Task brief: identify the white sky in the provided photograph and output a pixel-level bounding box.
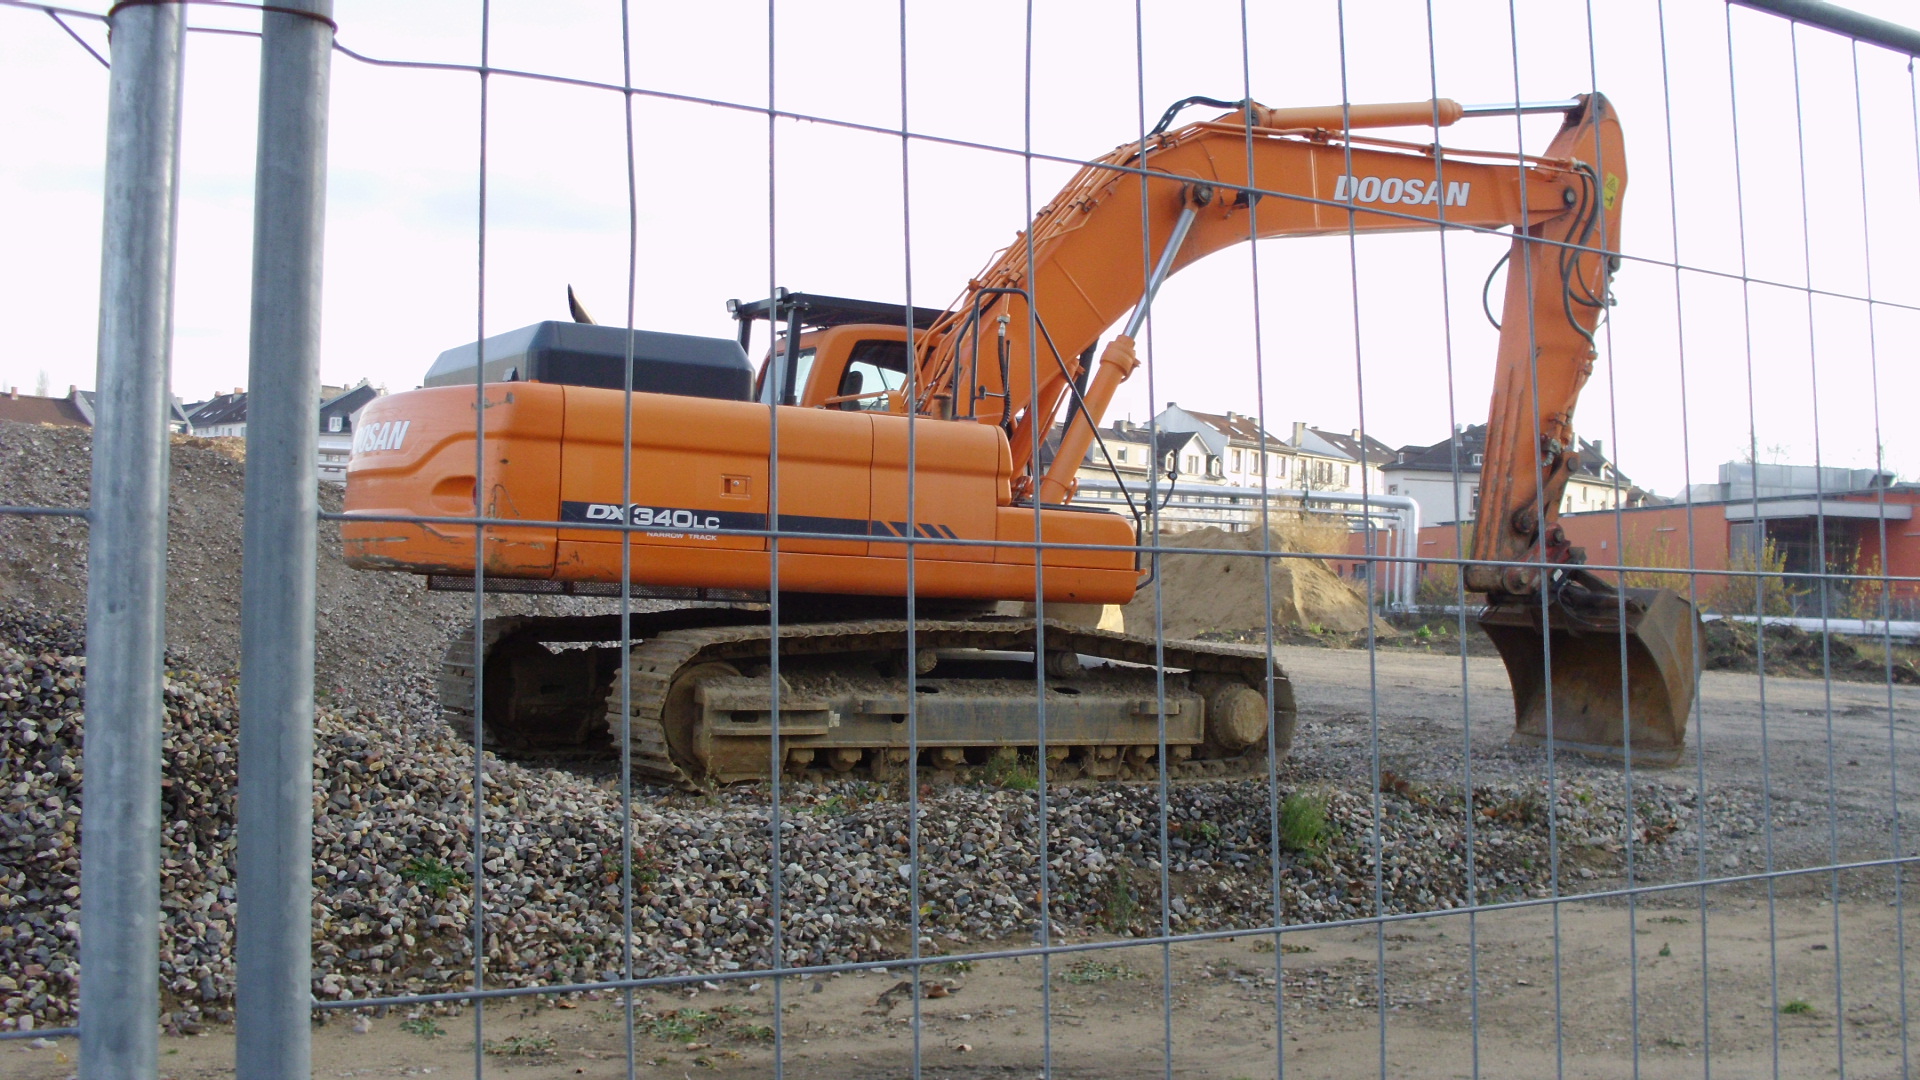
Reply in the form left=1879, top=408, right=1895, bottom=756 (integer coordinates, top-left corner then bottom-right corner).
left=3, top=0, right=1917, bottom=497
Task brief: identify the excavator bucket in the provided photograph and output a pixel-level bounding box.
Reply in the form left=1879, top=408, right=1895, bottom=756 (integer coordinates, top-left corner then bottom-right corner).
left=1478, top=585, right=1702, bottom=766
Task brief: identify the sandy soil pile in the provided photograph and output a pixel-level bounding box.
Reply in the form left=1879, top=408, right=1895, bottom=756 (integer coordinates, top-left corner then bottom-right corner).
left=1125, top=527, right=1373, bottom=640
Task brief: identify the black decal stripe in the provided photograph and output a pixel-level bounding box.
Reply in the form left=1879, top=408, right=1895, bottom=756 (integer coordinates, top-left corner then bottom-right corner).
left=560, top=502, right=962, bottom=543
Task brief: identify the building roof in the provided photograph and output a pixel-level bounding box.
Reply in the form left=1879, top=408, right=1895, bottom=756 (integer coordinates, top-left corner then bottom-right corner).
left=1385, top=423, right=1631, bottom=485
left=0, top=390, right=88, bottom=427
left=189, top=391, right=248, bottom=428
left=1168, top=406, right=1282, bottom=446
left=1308, top=426, right=1396, bottom=467
left=319, top=384, right=380, bottom=431
left=65, top=390, right=192, bottom=429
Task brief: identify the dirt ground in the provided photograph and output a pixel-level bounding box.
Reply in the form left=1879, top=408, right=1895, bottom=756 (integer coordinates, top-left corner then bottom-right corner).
left=7, top=648, right=1916, bottom=1080
left=4, top=897, right=1910, bottom=1079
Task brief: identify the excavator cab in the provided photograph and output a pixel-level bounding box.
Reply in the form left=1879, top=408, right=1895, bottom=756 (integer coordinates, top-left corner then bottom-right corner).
left=730, top=290, right=942, bottom=411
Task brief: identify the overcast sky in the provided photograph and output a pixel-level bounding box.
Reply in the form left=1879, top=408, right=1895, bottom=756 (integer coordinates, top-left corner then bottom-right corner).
left=3, top=0, right=1917, bottom=497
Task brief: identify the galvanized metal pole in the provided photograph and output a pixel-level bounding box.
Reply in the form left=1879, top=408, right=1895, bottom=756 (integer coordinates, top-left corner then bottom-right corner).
left=235, top=1, right=333, bottom=1076
left=78, top=4, right=185, bottom=1076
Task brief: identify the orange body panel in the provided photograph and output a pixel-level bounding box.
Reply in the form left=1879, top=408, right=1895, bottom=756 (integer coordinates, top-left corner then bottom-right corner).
left=343, top=384, right=562, bottom=578
left=345, top=93, right=1624, bottom=615
left=342, top=384, right=1137, bottom=604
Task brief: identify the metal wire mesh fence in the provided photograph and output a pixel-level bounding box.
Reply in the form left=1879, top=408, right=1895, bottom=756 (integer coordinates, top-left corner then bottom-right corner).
left=2, top=0, right=1919, bottom=1077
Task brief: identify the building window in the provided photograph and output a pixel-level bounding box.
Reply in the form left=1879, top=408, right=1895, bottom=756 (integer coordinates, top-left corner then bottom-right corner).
left=1115, top=447, right=1127, bottom=462
left=1388, top=484, right=1399, bottom=495
left=1471, top=452, right=1484, bottom=467
left=328, top=415, right=343, bottom=432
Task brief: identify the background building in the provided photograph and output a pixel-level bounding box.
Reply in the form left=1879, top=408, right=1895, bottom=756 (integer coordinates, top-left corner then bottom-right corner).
left=183, top=380, right=385, bottom=482
left=1382, top=423, right=1652, bottom=527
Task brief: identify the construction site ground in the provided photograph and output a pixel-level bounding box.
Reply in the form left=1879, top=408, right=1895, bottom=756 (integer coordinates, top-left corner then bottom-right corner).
left=4, top=424, right=1918, bottom=1078
left=9, top=649, right=1917, bottom=1080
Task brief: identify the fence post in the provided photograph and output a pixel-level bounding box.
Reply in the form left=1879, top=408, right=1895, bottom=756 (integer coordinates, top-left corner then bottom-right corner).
left=235, top=1, right=334, bottom=1076
left=78, top=4, right=185, bottom=1075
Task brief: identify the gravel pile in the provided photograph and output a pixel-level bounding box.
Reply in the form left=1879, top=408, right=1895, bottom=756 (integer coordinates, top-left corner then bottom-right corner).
left=0, top=421, right=610, bottom=725
left=1, top=603, right=1711, bottom=1034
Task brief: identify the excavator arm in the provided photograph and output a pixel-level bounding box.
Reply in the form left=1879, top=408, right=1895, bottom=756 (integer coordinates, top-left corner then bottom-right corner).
left=907, top=96, right=1621, bottom=509
left=905, top=91, right=1694, bottom=763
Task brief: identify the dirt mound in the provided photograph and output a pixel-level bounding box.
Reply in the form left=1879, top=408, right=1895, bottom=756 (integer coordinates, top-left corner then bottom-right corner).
left=0, top=422, right=604, bottom=713
left=1124, top=527, right=1374, bottom=640
left=1702, top=617, right=1920, bottom=684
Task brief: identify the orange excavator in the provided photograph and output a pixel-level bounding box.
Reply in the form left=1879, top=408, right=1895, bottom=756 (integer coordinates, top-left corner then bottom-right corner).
left=343, top=92, right=1700, bottom=785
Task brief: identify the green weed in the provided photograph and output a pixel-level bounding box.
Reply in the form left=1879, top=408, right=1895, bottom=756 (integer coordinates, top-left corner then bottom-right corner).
left=399, top=1016, right=445, bottom=1039
left=1278, top=792, right=1332, bottom=854
left=401, top=855, right=467, bottom=899
left=483, top=1034, right=555, bottom=1056
left=1782, top=999, right=1814, bottom=1015
left=977, top=747, right=1039, bottom=791
left=646, top=1008, right=721, bottom=1042
left=1059, top=959, right=1137, bottom=984
left=1099, top=874, right=1138, bottom=933
left=1179, top=820, right=1221, bottom=844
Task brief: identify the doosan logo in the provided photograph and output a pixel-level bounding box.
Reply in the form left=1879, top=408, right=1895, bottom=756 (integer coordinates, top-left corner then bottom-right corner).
left=1333, top=174, right=1471, bottom=207
left=353, top=420, right=410, bottom=454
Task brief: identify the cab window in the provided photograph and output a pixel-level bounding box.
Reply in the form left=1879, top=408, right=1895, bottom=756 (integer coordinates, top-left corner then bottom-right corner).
left=756, top=345, right=815, bottom=405
left=831, top=339, right=909, bottom=411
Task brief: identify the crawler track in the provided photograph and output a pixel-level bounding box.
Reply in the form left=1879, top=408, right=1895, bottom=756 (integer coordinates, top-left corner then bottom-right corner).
left=442, top=609, right=1295, bottom=788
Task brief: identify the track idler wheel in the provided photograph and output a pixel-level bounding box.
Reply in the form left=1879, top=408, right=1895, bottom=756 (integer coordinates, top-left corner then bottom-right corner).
left=659, top=662, right=740, bottom=777
left=1193, top=675, right=1295, bottom=761
left=1479, top=581, right=1702, bottom=766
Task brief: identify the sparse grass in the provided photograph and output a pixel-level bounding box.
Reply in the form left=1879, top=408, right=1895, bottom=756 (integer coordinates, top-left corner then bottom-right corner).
left=645, top=1008, right=722, bottom=1043
left=1278, top=791, right=1332, bottom=854
left=399, top=1016, right=445, bottom=1039
left=1781, top=999, right=1814, bottom=1015
left=1652, top=915, right=1689, bottom=924
left=484, top=1034, right=555, bottom=1057
left=1178, top=819, right=1221, bottom=844
left=1658, top=943, right=1671, bottom=957
left=939, top=960, right=974, bottom=974
left=977, top=747, right=1040, bottom=791
left=400, top=855, right=467, bottom=899
left=1099, top=874, right=1138, bottom=933
left=1059, top=959, right=1138, bottom=984
left=730, top=1023, right=774, bottom=1042
left=1477, top=790, right=1544, bottom=826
